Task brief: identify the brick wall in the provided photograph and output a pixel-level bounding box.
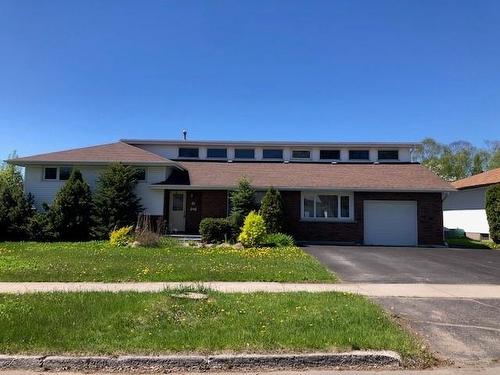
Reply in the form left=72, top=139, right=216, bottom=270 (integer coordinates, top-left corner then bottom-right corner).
left=175, top=189, right=444, bottom=245
left=282, top=191, right=444, bottom=245
left=185, top=190, right=228, bottom=234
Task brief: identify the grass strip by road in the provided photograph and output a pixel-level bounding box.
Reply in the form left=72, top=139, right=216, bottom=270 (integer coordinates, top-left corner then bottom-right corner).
left=0, top=290, right=431, bottom=366
left=447, top=237, right=499, bottom=250
left=0, top=241, right=335, bottom=282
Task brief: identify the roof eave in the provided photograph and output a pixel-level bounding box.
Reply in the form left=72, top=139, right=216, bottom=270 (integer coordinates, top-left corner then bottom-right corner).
left=149, top=184, right=454, bottom=192
left=454, top=183, right=497, bottom=190
left=123, top=139, right=421, bottom=148
left=6, top=159, right=184, bottom=170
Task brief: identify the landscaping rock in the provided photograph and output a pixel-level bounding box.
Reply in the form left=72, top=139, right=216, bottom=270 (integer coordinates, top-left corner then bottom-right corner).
left=129, top=241, right=141, bottom=248
left=233, top=242, right=244, bottom=250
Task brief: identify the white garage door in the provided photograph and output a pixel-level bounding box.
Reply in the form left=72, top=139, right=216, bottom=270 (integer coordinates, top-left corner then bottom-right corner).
left=364, top=200, right=418, bottom=246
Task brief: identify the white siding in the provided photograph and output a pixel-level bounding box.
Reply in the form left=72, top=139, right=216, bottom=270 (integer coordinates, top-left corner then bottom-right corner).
left=25, top=165, right=167, bottom=215
left=443, top=187, right=486, bottom=210
left=443, top=209, right=489, bottom=234
left=133, top=144, right=413, bottom=162
left=443, top=187, right=489, bottom=234
left=135, top=166, right=167, bottom=215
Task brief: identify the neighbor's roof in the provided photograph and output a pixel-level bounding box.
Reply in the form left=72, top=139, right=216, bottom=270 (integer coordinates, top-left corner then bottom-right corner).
left=153, top=161, right=454, bottom=192
left=452, top=168, right=500, bottom=190
left=7, top=142, right=177, bottom=166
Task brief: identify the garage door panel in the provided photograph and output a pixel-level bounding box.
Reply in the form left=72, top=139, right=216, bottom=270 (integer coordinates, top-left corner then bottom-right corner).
left=364, top=200, right=417, bottom=246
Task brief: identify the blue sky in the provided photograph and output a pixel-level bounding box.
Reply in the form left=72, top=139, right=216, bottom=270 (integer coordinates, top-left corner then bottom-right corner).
left=1, top=0, right=499, bottom=158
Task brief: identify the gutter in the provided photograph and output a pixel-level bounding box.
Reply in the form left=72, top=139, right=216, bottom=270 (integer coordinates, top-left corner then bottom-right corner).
left=149, top=184, right=456, bottom=193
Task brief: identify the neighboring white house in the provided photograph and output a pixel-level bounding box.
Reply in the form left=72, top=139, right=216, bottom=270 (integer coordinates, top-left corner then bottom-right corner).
left=443, top=167, right=500, bottom=240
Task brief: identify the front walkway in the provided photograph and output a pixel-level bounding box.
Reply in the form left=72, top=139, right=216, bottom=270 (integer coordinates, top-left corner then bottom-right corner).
left=1, top=281, right=500, bottom=298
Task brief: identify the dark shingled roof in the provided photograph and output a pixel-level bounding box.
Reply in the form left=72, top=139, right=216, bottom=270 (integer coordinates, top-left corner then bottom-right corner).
left=7, top=142, right=176, bottom=166
left=153, top=161, right=455, bottom=192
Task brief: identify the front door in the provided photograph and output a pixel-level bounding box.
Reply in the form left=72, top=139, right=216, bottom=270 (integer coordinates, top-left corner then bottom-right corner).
left=169, top=191, right=186, bottom=233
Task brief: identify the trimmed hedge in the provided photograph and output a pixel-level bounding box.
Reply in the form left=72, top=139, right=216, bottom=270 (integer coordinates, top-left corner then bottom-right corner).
left=263, top=232, right=295, bottom=247
left=199, top=218, right=234, bottom=244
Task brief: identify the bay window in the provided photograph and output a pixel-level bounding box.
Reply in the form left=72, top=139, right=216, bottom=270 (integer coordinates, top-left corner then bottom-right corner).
left=301, top=192, right=353, bottom=221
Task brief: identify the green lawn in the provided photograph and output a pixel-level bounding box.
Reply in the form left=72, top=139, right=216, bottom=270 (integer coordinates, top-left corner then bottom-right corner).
left=0, top=241, right=335, bottom=282
left=0, top=290, right=431, bottom=366
left=447, top=237, right=498, bottom=250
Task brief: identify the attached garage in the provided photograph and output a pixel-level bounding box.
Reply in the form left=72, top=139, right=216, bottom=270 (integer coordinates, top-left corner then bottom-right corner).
left=364, top=200, right=418, bottom=246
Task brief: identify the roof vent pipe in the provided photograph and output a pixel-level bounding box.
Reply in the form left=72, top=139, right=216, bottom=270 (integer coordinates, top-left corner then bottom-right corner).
left=182, top=129, right=187, bottom=141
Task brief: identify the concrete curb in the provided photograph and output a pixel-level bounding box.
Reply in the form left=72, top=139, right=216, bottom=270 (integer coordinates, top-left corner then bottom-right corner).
left=0, top=351, right=401, bottom=371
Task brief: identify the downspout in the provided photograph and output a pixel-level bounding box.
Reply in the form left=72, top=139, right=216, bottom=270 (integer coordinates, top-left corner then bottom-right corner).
left=442, top=191, right=451, bottom=246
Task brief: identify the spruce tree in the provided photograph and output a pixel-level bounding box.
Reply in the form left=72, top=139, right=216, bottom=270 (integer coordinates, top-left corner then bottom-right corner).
left=47, top=169, right=93, bottom=240
left=0, top=155, right=34, bottom=240
left=93, top=163, right=142, bottom=238
left=229, top=178, right=256, bottom=228
left=259, top=187, right=284, bottom=233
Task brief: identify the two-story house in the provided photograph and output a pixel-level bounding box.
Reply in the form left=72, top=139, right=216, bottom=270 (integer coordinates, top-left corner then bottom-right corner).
left=8, top=139, right=454, bottom=246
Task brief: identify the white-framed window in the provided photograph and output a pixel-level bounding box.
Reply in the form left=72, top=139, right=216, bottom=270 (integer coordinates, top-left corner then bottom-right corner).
left=43, top=166, right=73, bottom=181
left=301, top=191, right=353, bottom=221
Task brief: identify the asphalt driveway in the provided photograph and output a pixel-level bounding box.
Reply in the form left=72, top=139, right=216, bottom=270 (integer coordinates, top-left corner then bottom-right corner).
left=302, top=245, right=500, bottom=284
left=302, top=245, right=500, bottom=365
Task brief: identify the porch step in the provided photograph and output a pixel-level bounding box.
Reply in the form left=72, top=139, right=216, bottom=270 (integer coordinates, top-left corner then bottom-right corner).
left=166, top=234, right=202, bottom=242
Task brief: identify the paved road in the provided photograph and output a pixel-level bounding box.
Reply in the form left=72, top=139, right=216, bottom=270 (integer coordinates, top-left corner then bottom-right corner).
left=302, top=245, right=500, bottom=284
left=303, top=245, right=500, bottom=365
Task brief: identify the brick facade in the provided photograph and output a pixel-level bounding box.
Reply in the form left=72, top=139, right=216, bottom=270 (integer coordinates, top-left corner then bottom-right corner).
left=185, top=190, right=228, bottom=234
left=168, top=189, right=444, bottom=245
left=281, top=191, right=444, bottom=245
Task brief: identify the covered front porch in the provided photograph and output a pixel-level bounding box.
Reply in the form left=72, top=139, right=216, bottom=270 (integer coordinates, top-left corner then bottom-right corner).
left=161, top=189, right=229, bottom=234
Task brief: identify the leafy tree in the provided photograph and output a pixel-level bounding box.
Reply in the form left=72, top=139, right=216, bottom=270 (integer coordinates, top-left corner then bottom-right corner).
left=416, top=138, right=498, bottom=181
left=229, top=178, right=256, bottom=228
left=0, top=152, right=34, bottom=240
left=485, top=184, right=500, bottom=244
left=486, top=141, right=500, bottom=170
left=259, top=187, right=285, bottom=233
left=472, top=150, right=490, bottom=175
left=46, top=169, right=93, bottom=240
left=92, top=163, right=142, bottom=238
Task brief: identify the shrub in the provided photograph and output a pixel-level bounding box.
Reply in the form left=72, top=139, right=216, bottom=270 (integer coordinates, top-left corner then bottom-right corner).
left=0, top=153, right=35, bottom=240
left=263, top=232, right=295, bottom=247
left=93, top=163, right=143, bottom=238
left=238, top=211, right=266, bottom=248
left=26, top=212, right=56, bottom=241
left=259, top=187, right=285, bottom=233
left=199, top=218, right=234, bottom=244
left=229, top=178, right=257, bottom=228
left=135, top=214, right=162, bottom=247
left=110, top=226, right=134, bottom=247
left=486, top=184, right=500, bottom=243
left=46, top=169, right=93, bottom=241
